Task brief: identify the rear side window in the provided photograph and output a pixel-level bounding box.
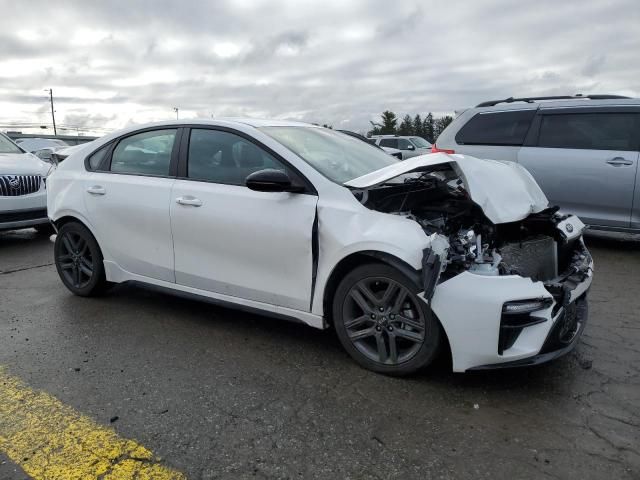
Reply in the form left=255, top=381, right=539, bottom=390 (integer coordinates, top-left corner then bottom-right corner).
left=379, top=138, right=398, bottom=148
left=456, top=110, right=536, bottom=146
left=87, top=144, right=110, bottom=170
left=110, top=129, right=176, bottom=176
left=537, top=113, right=639, bottom=151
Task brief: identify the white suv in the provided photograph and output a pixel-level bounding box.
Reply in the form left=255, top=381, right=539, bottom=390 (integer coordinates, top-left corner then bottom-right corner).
left=371, top=135, right=432, bottom=160
left=433, top=95, right=640, bottom=233
left=0, top=133, right=54, bottom=233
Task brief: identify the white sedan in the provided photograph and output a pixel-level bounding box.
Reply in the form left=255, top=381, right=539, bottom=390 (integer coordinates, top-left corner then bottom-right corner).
left=47, top=119, right=593, bottom=375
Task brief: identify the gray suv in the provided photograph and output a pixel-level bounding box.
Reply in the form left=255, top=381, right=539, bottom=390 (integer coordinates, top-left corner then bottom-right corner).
left=434, top=95, right=640, bottom=233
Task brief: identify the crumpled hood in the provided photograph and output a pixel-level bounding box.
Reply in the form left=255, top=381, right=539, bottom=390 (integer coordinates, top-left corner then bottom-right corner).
left=0, top=152, right=51, bottom=176
left=344, top=153, right=549, bottom=224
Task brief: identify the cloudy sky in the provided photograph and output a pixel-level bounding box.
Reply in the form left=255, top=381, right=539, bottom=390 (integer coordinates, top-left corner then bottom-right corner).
left=1, top=0, right=638, bottom=136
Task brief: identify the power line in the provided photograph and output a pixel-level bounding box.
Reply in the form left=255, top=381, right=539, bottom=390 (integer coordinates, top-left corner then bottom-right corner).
left=0, top=123, right=114, bottom=132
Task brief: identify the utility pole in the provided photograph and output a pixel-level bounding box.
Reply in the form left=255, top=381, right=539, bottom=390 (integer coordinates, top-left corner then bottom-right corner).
left=44, top=89, right=57, bottom=135
left=173, top=107, right=179, bottom=120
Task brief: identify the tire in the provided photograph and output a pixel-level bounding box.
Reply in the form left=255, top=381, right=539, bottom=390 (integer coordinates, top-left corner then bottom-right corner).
left=333, top=263, right=441, bottom=376
left=34, top=223, right=55, bottom=235
left=54, top=222, right=109, bottom=296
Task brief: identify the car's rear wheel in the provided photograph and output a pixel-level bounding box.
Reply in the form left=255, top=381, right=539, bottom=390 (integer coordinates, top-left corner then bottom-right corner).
left=333, top=263, right=441, bottom=375
left=54, top=222, right=109, bottom=296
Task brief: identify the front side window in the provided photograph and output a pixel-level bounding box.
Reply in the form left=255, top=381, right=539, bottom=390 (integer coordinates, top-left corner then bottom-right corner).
left=188, top=129, right=286, bottom=185
left=379, top=138, right=398, bottom=148
left=261, top=126, right=397, bottom=184
left=411, top=137, right=431, bottom=148
left=537, top=113, right=639, bottom=151
left=455, top=110, right=536, bottom=146
left=110, top=129, right=176, bottom=176
left=397, top=138, right=413, bottom=150
left=0, top=134, right=24, bottom=154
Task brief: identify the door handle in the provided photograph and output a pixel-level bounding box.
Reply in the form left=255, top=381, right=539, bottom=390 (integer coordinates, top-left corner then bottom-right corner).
left=176, top=196, right=203, bottom=207
left=606, top=157, right=634, bottom=166
left=86, top=185, right=106, bottom=195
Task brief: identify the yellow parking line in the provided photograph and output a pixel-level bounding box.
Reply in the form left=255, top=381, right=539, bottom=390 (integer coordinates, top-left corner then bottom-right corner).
left=0, top=367, right=186, bottom=480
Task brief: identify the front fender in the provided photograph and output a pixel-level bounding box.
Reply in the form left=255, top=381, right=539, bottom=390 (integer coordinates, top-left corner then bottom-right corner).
left=312, top=202, right=440, bottom=316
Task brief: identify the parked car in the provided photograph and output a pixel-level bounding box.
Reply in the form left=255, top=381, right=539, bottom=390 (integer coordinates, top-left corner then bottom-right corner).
left=33, top=145, right=67, bottom=163
left=50, top=142, right=94, bottom=164
left=433, top=95, right=640, bottom=233
left=336, top=130, right=403, bottom=159
left=47, top=119, right=592, bottom=375
left=370, top=135, right=432, bottom=160
left=14, top=137, right=68, bottom=153
left=0, top=133, right=54, bottom=233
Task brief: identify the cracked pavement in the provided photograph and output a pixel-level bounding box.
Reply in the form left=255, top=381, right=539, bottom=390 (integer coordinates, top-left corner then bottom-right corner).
left=0, top=229, right=638, bottom=479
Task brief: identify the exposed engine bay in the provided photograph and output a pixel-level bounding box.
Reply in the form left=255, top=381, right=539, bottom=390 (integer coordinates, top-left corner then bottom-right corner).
left=351, top=166, right=591, bottom=287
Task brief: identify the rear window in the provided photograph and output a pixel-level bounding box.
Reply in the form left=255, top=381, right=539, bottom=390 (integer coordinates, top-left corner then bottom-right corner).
left=537, top=113, right=639, bottom=151
left=455, top=110, right=536, bottom=146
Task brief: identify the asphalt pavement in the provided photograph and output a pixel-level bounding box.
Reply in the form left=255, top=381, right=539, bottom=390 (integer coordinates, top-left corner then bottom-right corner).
left=0, top=229, right=638, bottom=479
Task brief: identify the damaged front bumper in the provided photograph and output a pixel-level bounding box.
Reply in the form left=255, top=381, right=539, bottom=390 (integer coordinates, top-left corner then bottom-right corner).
left=468, top=295, right=588, bottom=370
left=428, top=238, right=593, bottom=372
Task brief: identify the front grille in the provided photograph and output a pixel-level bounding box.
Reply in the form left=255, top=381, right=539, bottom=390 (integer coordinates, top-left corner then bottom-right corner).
left=0, top=175, right=42, bottom=196
left=539, top=296, right=588, bottom=354
left=0, top=208, right=47, bottom=223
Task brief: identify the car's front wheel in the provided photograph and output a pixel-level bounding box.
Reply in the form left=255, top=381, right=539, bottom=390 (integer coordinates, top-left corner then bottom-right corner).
left=54, top=222, right=109, bottom=296
left=333, top=263, right=441, bottom=375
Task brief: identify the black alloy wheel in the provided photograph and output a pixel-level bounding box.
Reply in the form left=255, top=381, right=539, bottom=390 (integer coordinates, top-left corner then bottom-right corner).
left=333, top=263, right=441, bottom=375
left=54, top=222, right=109, bottom=296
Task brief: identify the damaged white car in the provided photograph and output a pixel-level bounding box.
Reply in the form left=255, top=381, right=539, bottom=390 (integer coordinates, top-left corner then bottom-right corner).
left=47, top=120, right=593, bottom=375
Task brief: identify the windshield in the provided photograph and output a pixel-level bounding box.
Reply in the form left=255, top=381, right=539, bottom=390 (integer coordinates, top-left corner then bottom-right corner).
left=411, top=137, right=431, bottom=148
left=0, top=134, right=24, bottom=154
left=260, top=127, right=397, bottom=183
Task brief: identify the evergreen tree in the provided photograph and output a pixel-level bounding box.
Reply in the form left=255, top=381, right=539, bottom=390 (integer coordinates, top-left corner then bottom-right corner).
left=423, top=113, right=435, bottom=143
left=367, top=124, right=382, bottom=136
left=434, top=115, right=453, bottom=140
left=398, top=114, right=413, bottom=135
left=368, top=110, right=398, bottom=136
left=413, top=114, right=423, bottom=138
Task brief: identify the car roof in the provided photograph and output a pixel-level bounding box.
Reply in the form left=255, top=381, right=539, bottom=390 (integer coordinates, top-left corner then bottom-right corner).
left=471, top=96, right=639, bottom=113
left=89, top=118, right=320, bottom=146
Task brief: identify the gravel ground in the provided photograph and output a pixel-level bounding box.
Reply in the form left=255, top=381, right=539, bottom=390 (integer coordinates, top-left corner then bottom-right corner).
left=0, top=228, right=638, bottom=479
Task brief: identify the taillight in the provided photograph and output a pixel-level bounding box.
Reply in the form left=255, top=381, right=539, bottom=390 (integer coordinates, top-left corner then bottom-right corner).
left=431, top=144, right=455, bottom=154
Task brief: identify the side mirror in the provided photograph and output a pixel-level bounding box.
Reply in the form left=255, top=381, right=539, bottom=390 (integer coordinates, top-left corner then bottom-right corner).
left=246, top=169, right=302, bottom=193
left=406, top=144, right=415, bottom=151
